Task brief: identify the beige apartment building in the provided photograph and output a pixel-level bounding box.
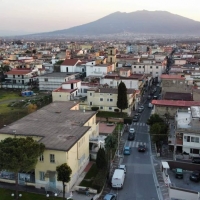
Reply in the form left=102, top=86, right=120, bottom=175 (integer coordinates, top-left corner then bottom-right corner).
left=86, top=87, right=135, bottom=115
left=0, top=101, right=99, bottom=192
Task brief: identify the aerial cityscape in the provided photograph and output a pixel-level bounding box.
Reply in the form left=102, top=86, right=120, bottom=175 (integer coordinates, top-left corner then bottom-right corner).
left=1, top=1, right=200, bottom=200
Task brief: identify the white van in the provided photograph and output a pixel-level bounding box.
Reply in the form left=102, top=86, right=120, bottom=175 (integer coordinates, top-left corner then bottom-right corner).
left=148, top=103, right=153, bottom=108
left=111, top=169, right=125, bottom=189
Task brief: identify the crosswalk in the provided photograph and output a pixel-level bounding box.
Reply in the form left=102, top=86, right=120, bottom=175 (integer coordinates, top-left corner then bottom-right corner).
left=126, top=141, right=147, bottom=148
left=132, top=122, right=148, bottom=127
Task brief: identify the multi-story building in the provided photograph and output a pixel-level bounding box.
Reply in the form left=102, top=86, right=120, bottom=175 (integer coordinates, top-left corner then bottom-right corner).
left=3, top=68, right=40, bottom=89
left=169, top=106, right=200, bottom=157
left=86, top=87, right=136, bottom=114
left=52, top=80, right=81, bottom=102
left=38, top=72, right=79, bottom=91
left=0, top=101, right=99, bottom=192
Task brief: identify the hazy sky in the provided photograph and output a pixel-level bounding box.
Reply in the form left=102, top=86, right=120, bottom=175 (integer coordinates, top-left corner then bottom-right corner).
left=1, top=0, right=200, bottom=33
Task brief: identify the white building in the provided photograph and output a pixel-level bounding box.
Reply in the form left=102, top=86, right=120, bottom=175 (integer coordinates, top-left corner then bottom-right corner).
left=132, top=63, right=165, bottom=81
left=38, top=72, right=79, bottom=91
left=174, top=106, right=200, bottom=156
left=60, top=59, right=81, bottom=73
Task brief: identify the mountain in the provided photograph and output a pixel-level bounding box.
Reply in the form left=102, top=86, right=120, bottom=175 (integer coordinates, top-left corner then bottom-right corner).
left=42, top=10, right=200, bottom=36
left=0, top=30, right=35, bottom=37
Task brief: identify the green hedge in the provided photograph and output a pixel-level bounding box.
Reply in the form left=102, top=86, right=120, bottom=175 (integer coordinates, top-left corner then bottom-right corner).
left=92, top=169, right=107, bottom=193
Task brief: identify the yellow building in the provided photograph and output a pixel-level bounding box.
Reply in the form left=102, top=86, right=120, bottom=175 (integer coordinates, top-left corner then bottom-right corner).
left=0, top=101, right=99, bottom=192
left=86, top=87, right=135, bottom=115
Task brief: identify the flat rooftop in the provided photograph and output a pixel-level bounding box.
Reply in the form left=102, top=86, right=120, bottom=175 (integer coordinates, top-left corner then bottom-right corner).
left=39, top=72, right=79, bottom=77
left=0, top=101, right=97, bottom=152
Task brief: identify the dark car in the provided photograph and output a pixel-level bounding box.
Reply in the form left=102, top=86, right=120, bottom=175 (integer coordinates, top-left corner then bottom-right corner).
left=134, top=113, right=140, bottom=118
left=153, top=95, right=158, bottom=100
left=138, top=144, right=146, bottom=152
left=128, top=133, right=135, bottom=141
left=175, top=168, right=183, bottom=179
left=190, top=171, right=200, bottom=182
left=192, top=157, right=200, bottom=164
left=132, top=115, right=139, bottom=122
left=147, top=95, right=151, bottom=100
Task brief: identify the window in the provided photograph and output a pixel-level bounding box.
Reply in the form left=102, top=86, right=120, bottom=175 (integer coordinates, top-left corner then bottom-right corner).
left=143, top=66, right=145, bottom=68
left=110, top=99, right=113, bottom=102
left=100, top=98, right=103, bottom=101
left=90, top=93, right=92, bottom=96
left=156, top=66, right=158, bottom=69
left=184, top=136, right=190, bottom=142
left=44, top=78, right=48, bottom=82
left=150, top=66, right=152, bottom=69
left=39, top=171, right=45, bottom=181
left=109, top=107, right=112, bottom=110
left=100, top=106, right=103, bottom=109
left=13, top=75, right=15, bottom=78
left=190, top=148, right=199, bottom=154
left=39, top=154, right=44, bottom=162
left=18, top=75, right=20, bottom=77
left=191, top=137, right=199, bottom=143
left=59, top=95, right=61, bottom=97
left=90, top=102, right=92, bottom=106
left=50, top=154, right=55, bottom=163
left=110, top=94, right=112, bottom=96
left=156, top=72, right=158, bottom=74
left=107, top=98, right=109, bottom=102
left=134, top=66, right=136, bottom=68
left=18, top=80, right=20, bottom=82
left=139, top=66, right=141, bottom=68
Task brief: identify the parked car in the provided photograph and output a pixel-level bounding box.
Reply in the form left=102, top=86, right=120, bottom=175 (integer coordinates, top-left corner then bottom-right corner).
left=129, top=128, right=135, bottom=134
left=153, top=95, right=158, bottom=100
left=175, top=168, right=183, bottom=179
left=148, top=103, right=153, bottom=108
left=138, top=144, right=146, bottom=152
left=118, top=164, right=126, bottom=173
left=124, top=146, right=131, bottom=155
left=132, top=115, right=139, bottom=122
left=103, top=193, right=117, bottom=200
left=128, top=133, right=135, bottom=141
left=138, top=106, right=144, bottom=113
left=134, top=113, right=140, bottom=118
left=190, top=171, right=200, bottom=182
left=111, top=169, right=125, bottom=189
left=147, top=95, right=151, bottom=100
left=192, top=157, right=200, bottom=164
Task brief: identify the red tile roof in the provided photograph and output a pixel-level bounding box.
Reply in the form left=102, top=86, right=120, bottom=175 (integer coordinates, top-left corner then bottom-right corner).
left=160, top=74, right=185, bottom=80
left=61, top=59, right=80, bottom=66
left=152, top=100, right=200, bottom=107
left=6, top=69, right=32, bottom=75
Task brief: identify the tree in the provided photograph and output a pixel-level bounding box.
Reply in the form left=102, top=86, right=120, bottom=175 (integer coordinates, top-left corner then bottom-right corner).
left=147, top=114, right=164, bottom=126
left=0, top=137, right=45, bottom=199
left=105, top=134, right=117, bottom=176
left=149, top=122, right=168, bottom=147
left=0, top=65, right=10, bottom=73
left=56, top=163, right=72, bottom=200
left=96, top=147, right=107, bottom=169
left=117, top=81, right=128, bottom=114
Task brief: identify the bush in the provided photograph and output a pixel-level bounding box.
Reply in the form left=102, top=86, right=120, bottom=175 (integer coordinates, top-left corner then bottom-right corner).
left=124, top=117, right=132, bottom=125
left=92, top=169, right=107, bottom=193
left=91, top=107, right=99, bottom=111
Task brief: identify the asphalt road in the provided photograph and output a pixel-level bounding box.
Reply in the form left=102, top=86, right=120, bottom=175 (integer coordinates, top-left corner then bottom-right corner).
left=112, top=88, right=160, bottom=200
